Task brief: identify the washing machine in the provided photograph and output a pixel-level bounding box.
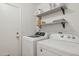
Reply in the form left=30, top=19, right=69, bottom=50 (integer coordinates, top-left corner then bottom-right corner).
left=22, top=32, right=48, bottom=56
left=37, top=33, right=79, bottom=56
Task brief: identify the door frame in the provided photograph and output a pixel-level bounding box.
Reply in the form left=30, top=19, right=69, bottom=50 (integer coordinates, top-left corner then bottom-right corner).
left=4, top=3, right=22, bottom=56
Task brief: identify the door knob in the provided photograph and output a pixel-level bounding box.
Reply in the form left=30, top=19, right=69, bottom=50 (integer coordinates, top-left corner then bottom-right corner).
left=16, top=32, right=20, bottom=39
left=16, top=32, right=19, bottom=35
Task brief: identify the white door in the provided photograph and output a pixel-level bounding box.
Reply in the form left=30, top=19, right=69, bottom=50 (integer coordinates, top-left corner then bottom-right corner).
left=0, top=4, right=21, bottom=56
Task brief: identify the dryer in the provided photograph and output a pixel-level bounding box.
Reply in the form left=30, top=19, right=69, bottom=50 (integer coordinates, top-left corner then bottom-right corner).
left=37, top=33, right=79, bottom=56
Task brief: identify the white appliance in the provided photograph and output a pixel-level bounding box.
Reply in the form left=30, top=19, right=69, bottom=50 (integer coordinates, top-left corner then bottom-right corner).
left=37, top=33, right=79, bottom=56
left=22, top=32, right=48, bottom=56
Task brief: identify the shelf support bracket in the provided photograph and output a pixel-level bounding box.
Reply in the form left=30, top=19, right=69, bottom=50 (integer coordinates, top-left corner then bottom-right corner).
left=61, top=7, right=65, bottom=15
left=61, top=22, right=65, bottom=29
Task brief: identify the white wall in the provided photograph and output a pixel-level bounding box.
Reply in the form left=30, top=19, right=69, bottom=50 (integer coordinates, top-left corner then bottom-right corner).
left=35, top=3, right=79, bottom=36
left=12, top=3, right=36, bottom=36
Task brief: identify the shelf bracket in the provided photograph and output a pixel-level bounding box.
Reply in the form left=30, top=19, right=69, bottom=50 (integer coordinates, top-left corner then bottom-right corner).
left=61, top=22, right=65, bottom=29
left=61, top=7, right=65, bottom=15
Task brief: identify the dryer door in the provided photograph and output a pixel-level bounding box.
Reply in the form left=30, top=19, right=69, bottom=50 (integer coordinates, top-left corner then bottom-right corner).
left=37, top=46, right=59, bottom=56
